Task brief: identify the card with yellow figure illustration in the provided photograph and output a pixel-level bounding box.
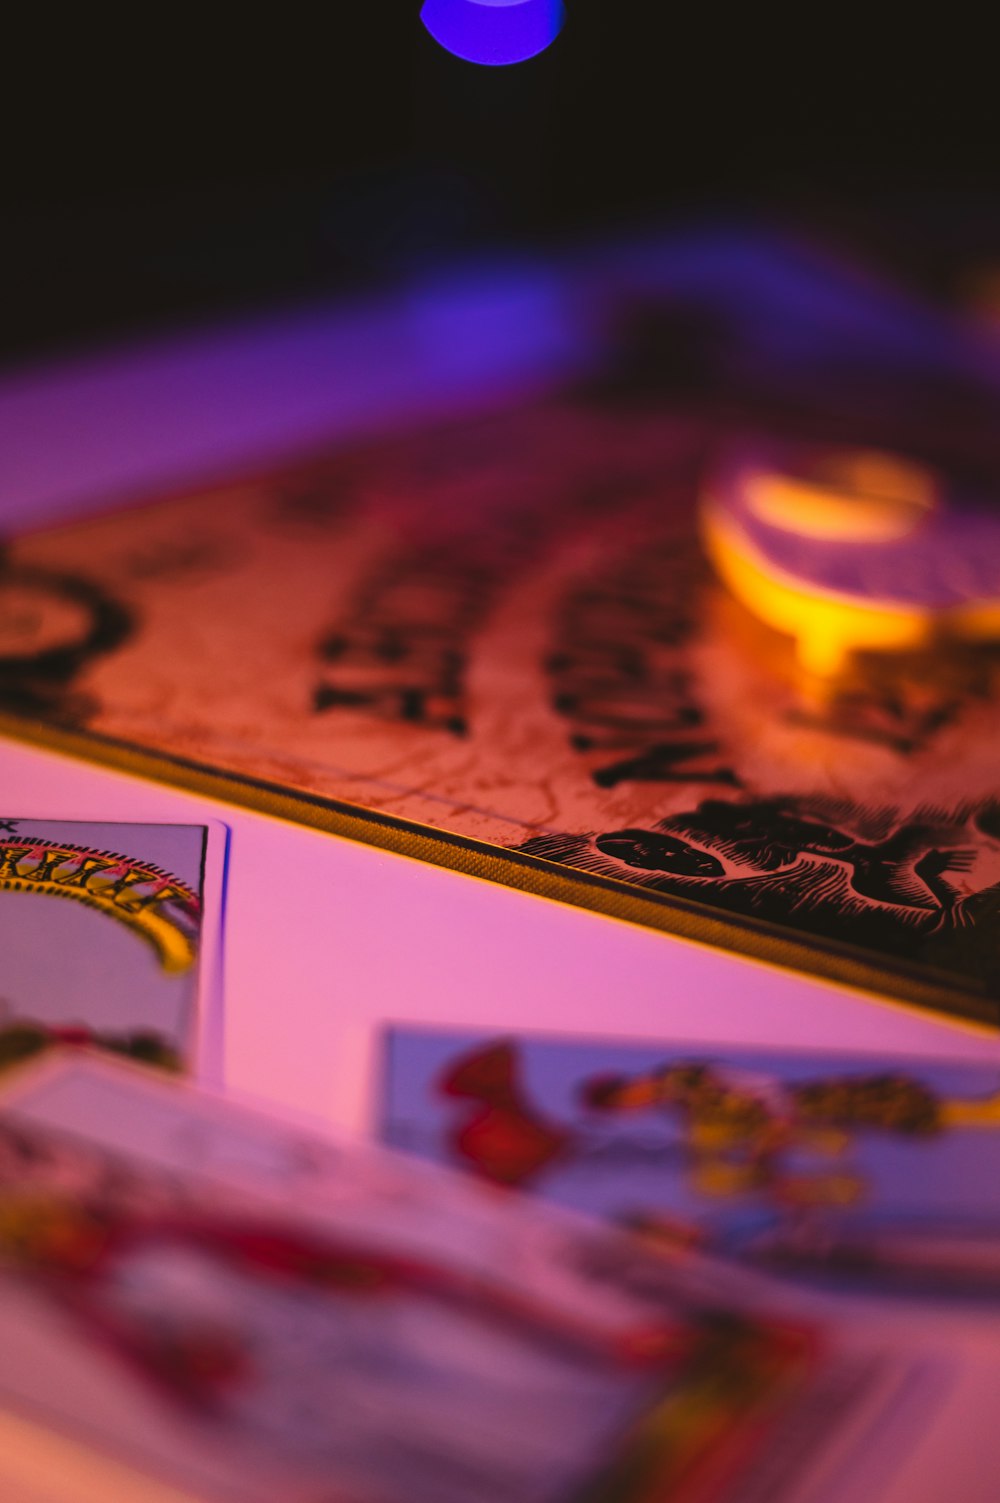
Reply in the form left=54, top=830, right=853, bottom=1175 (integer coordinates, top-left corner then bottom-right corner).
left=0, top=818, right=227, bottom=1080
left=0, top=1053, right=962, bottom=1503
left=382, top=1027, right=1000, bottom=1299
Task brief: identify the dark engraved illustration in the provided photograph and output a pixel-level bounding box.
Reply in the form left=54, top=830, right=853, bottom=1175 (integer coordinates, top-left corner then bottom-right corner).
left=547, top=522, right=1000, bottom=779
left=518, top=795, right=1000, bottom=991
left=0, top=553, right=132, bottom=724
left=788, top=648, right=1000, bottom=757
left=547, top=532, right=741, bottom=789
left=265, top=462, right=360, bottom=532
left=123, top=534, right=243, bottom=582
left=4, top=385, right=999, bottom=1023
left=312, top=531, right=535, bottom=735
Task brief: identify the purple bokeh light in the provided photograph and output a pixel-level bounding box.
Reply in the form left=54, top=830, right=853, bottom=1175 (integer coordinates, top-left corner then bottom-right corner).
left=420, top=0, right=565, bottom=68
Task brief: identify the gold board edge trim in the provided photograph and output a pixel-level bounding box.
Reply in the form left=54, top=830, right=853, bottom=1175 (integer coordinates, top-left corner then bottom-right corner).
left=1, top=712, right=995, bottom=1033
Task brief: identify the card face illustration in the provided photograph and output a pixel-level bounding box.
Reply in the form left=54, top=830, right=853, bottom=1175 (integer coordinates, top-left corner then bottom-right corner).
left=0, top=1054, right=934, bottom=1503
left=381, top=1028, right=1000, bottom=1299
left=1, top=390, right=998, bottom=1025
left=0, top=818, right=226, bottom=1080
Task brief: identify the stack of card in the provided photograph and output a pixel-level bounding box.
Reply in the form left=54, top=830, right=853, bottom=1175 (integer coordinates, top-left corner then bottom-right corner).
left=0, top=1052, right=989, bottom=1503
left=2, top=817, right=1000, bottom=1501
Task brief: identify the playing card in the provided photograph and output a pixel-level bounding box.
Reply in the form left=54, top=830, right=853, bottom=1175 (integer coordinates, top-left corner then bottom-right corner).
left=0, top=1053, right=953, bottom=1503
left=0, top=818, right=227, bottom=1083
left=381, top=1027, right=1000, bottom=1299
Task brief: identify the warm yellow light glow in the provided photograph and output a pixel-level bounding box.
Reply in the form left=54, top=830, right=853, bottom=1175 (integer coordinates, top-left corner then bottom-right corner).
left=702, top=501, right=935, bottom=677
left=745, top=453, right=936, bottom=543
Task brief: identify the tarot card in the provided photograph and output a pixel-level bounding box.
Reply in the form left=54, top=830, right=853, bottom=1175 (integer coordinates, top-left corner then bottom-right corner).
left=381, top=1028, right=1000, bottom=1300
left=0, top=1053, right=952, bottom=1503
left=0, top=818, right=227, bottom=1082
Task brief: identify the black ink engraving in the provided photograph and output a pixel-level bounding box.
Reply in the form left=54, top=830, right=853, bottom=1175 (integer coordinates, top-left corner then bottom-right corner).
left=267, top=469, right=356, bottom=531
left=124, top=535, right=241, bottom=581
left=547, top=536, right=740, bottom=789
left=0, top=556, right=132, bottom=724
left=517, top=795, right=1000, bottom=994
left=312, top=521, right=542, bottom=736
left=789, top=651, right=999, bottom=757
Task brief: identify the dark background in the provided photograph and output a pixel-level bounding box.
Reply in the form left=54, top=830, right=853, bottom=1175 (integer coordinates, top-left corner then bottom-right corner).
left=3, top=6, right=997, bottom=366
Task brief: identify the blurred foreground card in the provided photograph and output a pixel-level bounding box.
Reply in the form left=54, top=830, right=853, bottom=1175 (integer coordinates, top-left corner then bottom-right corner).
left=2, top=241, right=1000, bottom=1024
left=0, top=1054, right=964, bottom=1503
left=382, top=1028, right=1000, bottom=1300
left=0, top=819, right=226, bottom=1079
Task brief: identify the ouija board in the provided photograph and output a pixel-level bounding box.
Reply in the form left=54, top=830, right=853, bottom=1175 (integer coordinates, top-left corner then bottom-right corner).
left=2, top=393, right=999, bottom=1025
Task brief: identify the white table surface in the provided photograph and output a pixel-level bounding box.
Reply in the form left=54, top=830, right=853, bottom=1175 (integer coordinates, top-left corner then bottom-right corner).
left=3, top=269, right=1000, bottom=1503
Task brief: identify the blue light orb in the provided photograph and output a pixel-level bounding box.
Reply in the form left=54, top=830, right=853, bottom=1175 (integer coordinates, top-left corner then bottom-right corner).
left=421, top=0, right=565, bottom=68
